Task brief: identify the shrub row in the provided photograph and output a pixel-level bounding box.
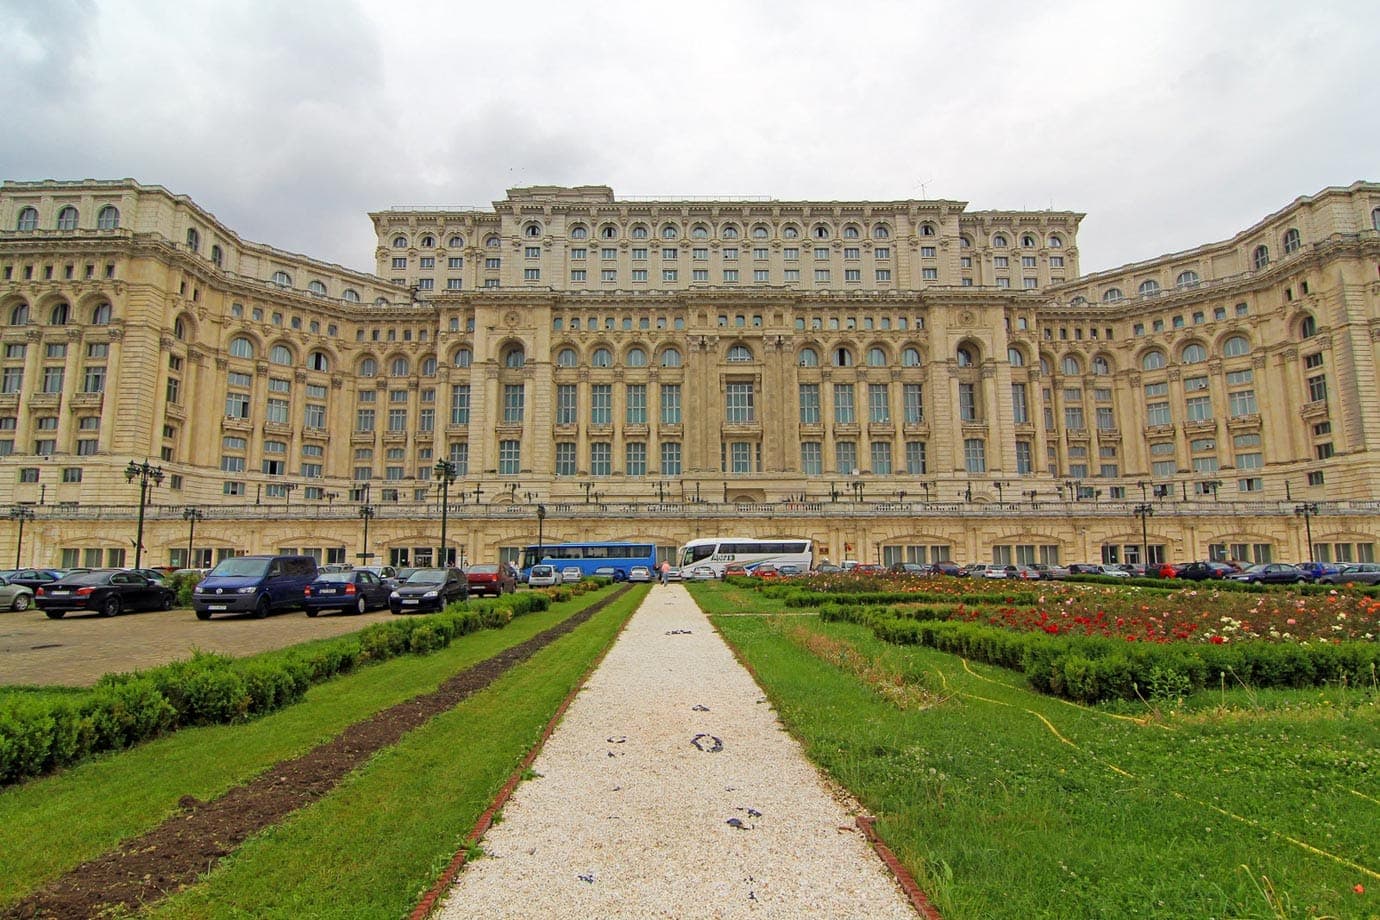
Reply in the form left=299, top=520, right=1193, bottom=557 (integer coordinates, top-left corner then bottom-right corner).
left=0, top=591, right=553, bottom=786
left=821, top=605, right=1380, bottom=704
left=785, top=589, right=1045, bottom=609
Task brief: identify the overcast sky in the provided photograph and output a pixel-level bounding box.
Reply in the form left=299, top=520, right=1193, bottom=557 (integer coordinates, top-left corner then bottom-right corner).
left=2, top=0, right=1376, bottom=276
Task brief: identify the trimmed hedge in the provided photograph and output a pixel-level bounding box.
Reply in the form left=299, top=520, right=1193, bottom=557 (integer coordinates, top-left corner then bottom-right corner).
left=820, top=604, right=1380, bottom=705
left=784, top=589, right=1046, bottom=609
left=0, top=590, right=554, bottom=786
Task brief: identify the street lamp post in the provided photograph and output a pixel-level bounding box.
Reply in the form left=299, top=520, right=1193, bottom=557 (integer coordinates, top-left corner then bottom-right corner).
left=1134, top=503, right=1154, bottom=570
left=181, top=506, right=204, bottom=569
left=283, top=482, right=297, bottom=510
left=994, top=481, right=1007, bottom=504
left=357, top=503, right=376, bottom=562
left=920, top=482, right=931, bottom=503
left=1137, top=480, right=1149, bottom=503
left=435, top=460, right=458, bottom=566
left=124, top=460, right=164, bottom=570
left=536, top=503, right=546, bottom=567
left=1295, top=502, right=1319, bottom=561
left=9, top=506, right=35, bottom=568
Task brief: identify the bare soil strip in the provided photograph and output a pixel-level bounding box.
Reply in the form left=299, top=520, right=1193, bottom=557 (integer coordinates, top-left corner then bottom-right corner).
left=4, top=589, right=629, bottom=920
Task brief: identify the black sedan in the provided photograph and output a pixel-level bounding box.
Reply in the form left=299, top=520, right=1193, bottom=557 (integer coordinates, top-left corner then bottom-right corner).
left=389, top=567, right=469, bottom=614
left=1176, top=561, right=1238, bottom=581
left=37, top=570, right=176, bottom=618
left=303, top=570, right=393, bottom=616
left=1229, top=563, right=1313, bottom=585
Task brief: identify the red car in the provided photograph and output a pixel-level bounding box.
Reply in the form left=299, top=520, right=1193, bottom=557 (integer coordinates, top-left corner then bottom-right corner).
left=465, top=564, right=517, bottom=596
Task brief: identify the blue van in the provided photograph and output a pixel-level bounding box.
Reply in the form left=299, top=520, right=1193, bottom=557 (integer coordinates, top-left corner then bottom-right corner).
left=192, top=555, right=318, bottom=620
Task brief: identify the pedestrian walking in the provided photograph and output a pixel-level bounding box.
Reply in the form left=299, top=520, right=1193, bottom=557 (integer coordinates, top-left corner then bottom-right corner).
left=659, top=560, right=670, bottom=585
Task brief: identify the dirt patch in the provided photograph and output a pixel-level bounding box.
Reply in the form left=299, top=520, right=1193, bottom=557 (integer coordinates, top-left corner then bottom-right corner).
left=5, top=588, right=629, bottom=920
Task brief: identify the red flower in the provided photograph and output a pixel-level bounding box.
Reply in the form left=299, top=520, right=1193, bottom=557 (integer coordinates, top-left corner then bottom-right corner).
left=1209, top=635, right=1225, bottom=644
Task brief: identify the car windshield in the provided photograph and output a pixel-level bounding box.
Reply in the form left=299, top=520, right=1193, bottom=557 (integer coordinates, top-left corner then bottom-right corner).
left=531, top=566, right=553, bottom=575
left=317, top=573, right=354, bottom=584
left=405, top=569, right=447, bottom=584
left=208, top=558, right=271, bottom=577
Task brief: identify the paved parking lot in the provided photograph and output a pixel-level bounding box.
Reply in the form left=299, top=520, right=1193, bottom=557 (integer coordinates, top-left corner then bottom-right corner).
left=0, top=606, right=398, bottom=687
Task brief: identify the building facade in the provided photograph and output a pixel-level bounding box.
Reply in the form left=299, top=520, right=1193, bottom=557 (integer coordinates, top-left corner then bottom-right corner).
left=1, top=178, right=1378, bottom=570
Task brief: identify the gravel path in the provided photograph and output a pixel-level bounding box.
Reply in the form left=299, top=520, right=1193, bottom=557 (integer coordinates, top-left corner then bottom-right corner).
left=433, top=584, right=917, bottom=919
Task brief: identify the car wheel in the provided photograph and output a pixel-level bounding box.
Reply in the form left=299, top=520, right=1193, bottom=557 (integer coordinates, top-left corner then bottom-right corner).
left=45, top=609, right=65, bottom=619
left=102, top=596, right=122, bottom=617
left=11, top=593, right=30, bottom=611
left=255, top=596, right=270, bottom=619
left=195, top=608, right=212, bottom=621
left=305, top=607, right=319, bottom=617
left=161, top=593, right=175, bottom=611
left=355, top=595, right=367, bottom=614
left=1295, top=577, right=1307, bottom=584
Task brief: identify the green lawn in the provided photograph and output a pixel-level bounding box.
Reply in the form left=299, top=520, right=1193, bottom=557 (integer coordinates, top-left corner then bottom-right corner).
left=695, top=581, right=1380, bottom=920
left=0, top=586, right=643, bottom=913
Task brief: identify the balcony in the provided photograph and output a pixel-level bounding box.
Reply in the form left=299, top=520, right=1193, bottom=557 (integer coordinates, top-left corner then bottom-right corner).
left=222, top=416, right=251, bottom=432
left=1300, top=399, right=1329, bottom=420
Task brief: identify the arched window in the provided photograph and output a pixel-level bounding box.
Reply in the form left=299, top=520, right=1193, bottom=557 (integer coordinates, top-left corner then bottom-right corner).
left=752, top=225, right=769, bottom=239
left=873, top=225, right=891, bottom=239
left=592, top=347, right=612, bottom=367
left=418, top=356, right=436, bottom=377
left=523, top=222, right=542, bottom=238
left=992, top=234, right=1008, bottom=248
left=958, top=235, right=970, bottom=249
left=1007, top=347, right=1025, bottom=367
left=1138, top=279, right=1161, bottom=298
left=390, top=356, right=410, bottom=376
left=229, top=336, right=254, bottom=359
left=1283, top=228, right=1301, bottom=254
left=727, top=344, right=753, bottom=363
left=1040, top=356, right=1052, bottom=374
left=833, top=347, right=854, bottom=367
left=485, top=235, right=500, bottom=248
left=393, top=235, right=408, bottom=248
left=1252, top=245, right=1269, bottom=270
left=9, top=303, right=30, bottom=325
left=1020, top=234, right=1037, bottom=248
left=956, top=346, right=975, bottom=367
left=1373, top=207, right=1380, bottom=231
left=1092, top=356, right=1111, bottom=376
left=419, top=234, right=435, bottom=248
left=920, top=224, right=937, bottom=237
left=16, top=207, right=38, bottom=231
left=782, top=225, right=800, bottom=239
left=173, top=317, right=186, bottom=340
left=359, top=357, right=378, bottom=377
left=186, top=227, right=200, bottom=251
left=270, top=344, right=293, bottom=365
left=503, top=346, right=525, bottom=368
left=453, top=347, right=473, bottom=368
left=91, top=302, right=112, bottom=324
left=798, top=347, right=819, bottom=367
left=691, top=225, right=710, bottom=239
left=721, top=225, right=739, bottom=239
left=1222, top=335, right=1250, bottom=357
left=1061, top=355, right=1082, bottom=376
left=1300, top=315, right=1317, bottom=339
left=210, top=244, right=223, bottom=266
left=557, top=347, right=578, bottom=367
left=1181, top=343, right=1207, bottom=364
left=271, top=270, right=291, bottom=287
left=660, top=347, right=682, bottom=368
left=843, top=225, right=860, bottom=239
left=309, top=351, right=330, bottom=372
left=374, top=297, right=388, bottom=306
left=1048, top=234, right=1063, bottom=248
left=49, top=302, right=70, bottom=325
left=1141, top=350, right=1166, bottom=371
left=1175, top=270, right=1199, bottom=289
left=866, top=346, right=887, bottom=367
left=1102, top=288, right=1123, bottom=303
left=97, top=205, right=120, bottom=230
left=570, top=225, right=588, bottom=239
left=57, top=206, right=79, bottom=230
left=813, top=224, right=831, bottom=239
left=902, top=347, right=922, bottom=367
left=342, top=288, right=360, bottom=302
left=660, top=224, right=679, bottom=240
left=308, top=280, right=327, bottom=295
left=625, top=347, right=647, bottom=367
left=631, top=225, right=649, bottom=239
left=448, top=235, right=465, bottom=247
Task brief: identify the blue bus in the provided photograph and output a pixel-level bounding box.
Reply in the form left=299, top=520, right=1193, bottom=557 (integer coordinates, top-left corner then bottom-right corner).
left=519, top=542, right=657, bottom=582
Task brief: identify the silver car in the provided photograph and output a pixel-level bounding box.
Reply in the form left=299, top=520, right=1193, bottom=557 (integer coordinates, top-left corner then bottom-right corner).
left=1318, top=563, right=1380, bottom=586
left=0, top=574, right=35, bottom=611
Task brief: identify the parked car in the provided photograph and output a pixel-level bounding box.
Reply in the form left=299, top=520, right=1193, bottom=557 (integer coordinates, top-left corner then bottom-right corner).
left=2, top=568, right=66, bottom=591
left=303, top=570, right=392, bottom=616
left=1229, top=563, right=1313, bottom=585
left=930, top=561, right=964, bottom=577
left=852, top=564, right=884, bottom=575
left=527, top=564, right=562, bottom=587
left=1030, top=563, right=1070, bottom=580
left=1295, top=561, right=1341, bottom=579
left=467, top=563, right=517, bottom=596
left=723, top=563, right=749, bottom=578
left=193, top=554, right=319, bottom=619
left=964, top=563, right=997, bottom=578
left=666, top=566, right=683, bottom=581
left=1176, top=561, right=1237, bottom=581
left=983, top=565, right=1015, bottom=579
left=684, top=565, right=717, bottom=581
left=813, top=563, right=844, bottom=575
left=37, top=570, right=175, bottom=618
left=1095, top=565, right=1132, bottom=578
left=627, top=565, right=653, bottom=583
left=776, top=564, right=804, bottom=577
left=126, top=567, right=168, bottom=583
left=317, top=563, right=354, bottom=574
left=1318, top=563, right=1380, bottom=586
left=356, top=565, right=401, bottom=588
left=1066, top=563, right=1104, bottom=576
left=389, top=567, right=469, bottom=613
left=753, top=564, right=781, bottom=579
left=0, top=574, right=35, bottom=611
left=887, top=562, right=930, bottom=576
left=559, top=566, right=583, bottom=584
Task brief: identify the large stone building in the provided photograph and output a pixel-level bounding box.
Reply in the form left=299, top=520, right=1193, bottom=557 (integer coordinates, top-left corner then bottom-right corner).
left=1, top=178, right=1378, bottom=571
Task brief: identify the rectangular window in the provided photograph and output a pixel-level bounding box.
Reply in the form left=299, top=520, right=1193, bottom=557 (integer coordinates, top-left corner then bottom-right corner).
left=730, top=441, right=753, bottom=473
left=498, top=439, right=520, bottom=474
left=964, top=438, right=986, bottom=473
left=659, top=384, right=681, bottom=425
left=387, top=408, right=408, bottom=431
left=570, top=270, right=586, bottom=282
left=556, top=384, right=578, bottom=425
left=904, top=441, right=927, bottom=474
left=42, top=366, right=64, bottom=393
left=355, top=408, right=375, bottom=432
left=870, top=440, right=892, bottom=474
left=1185, top=395, right=1212, bottom=422
left=1015, top=440, right=1033, bottom=474
left=590, top=442, right=611, bottom=476
left=801, top=442, right=822, bottom=475
left=662, top=269, right=678, bottom=282
left=601, top=269, right=617, bottom=282
left=623, top=384, right=647, bottom=425
left=591, top=384, right=612, bottom=425
left=1228, top=390, right=1257, bottom=417
left=845, top=269, right=861, bottom=282
left=225, top=393, right=250, bottom=418
left=502, top=383, right=524, bottom=424
left=304, top=403, right=326, bottom=428
left=555, top=442, right=576, bottom=476
left=1011, top=383, right=1028, bottom=424
left=1147, top=401, right=1171, bottom=426
left=726, top=382, right=755, bottom=423
left=82, top=366, right=106, bottom=393
left=835, top=440, right=857, bottom=473
left=221, top=456, right=245, bottom=473
left=867, top=383, right=891, bottom=423
left=1307, top=375, right=1327, bottom=403
left=959, top=383, right=978, bottom=422
left=450, top=384, right=471, bottom=425
left=903, top=383, right=924, bottom=423
left=799, top=384, right=821, bottom=424
left=814, top=269, right=830, bottom=282
left=834, top=384, right=856, bottom=424
left=266, top=398, right=289, bottom=424
left=624, top=442, right=647, bottom=476
left=661, top=441, right=682, bottom=475
left=1096, top=406, right=1115, bottom=430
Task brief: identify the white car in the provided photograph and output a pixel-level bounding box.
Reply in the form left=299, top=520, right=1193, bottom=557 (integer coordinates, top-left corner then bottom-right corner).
left=628, top=565, right=652, bottom=583
left=560, top=566, right=583, bottom=583
left=1096, top=565, right=1132, bottom=578
left=527, top=564, right=561, bottom=587
left=684, top=565, right=717, bottom=581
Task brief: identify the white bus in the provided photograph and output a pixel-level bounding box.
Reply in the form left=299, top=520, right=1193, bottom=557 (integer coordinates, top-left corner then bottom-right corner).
left=678, top=537, right=813, bottom=577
